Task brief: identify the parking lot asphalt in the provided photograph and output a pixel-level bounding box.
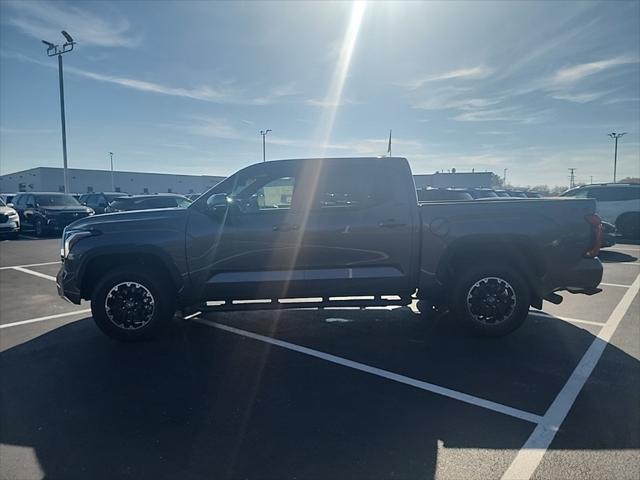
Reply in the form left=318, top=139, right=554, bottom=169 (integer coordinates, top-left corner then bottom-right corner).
left=0, top=234, right=638, bottom=480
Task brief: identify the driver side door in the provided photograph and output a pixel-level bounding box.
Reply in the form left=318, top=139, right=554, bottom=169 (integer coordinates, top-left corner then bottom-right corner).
left=185, top=162, right=307, bottom=301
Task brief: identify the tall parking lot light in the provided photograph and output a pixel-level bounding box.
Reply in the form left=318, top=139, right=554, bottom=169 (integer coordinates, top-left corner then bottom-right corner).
left=42, top=31, right=75, bottom=194
left=108, top=152, right=115, bottom=191
left=608, top=132, right=627, bottom=183
left=260, top=129, right=272, bottom=162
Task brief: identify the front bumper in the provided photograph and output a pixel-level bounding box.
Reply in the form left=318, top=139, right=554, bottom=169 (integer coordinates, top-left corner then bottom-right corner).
left=56, top=261, right=82, bottom=304
left=0, top=221, right=19, bottom=234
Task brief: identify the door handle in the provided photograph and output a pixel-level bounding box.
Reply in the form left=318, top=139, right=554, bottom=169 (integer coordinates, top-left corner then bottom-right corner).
left=273, top=224, right=299, bottom=232
left=378, top=219, right=406, bottom=228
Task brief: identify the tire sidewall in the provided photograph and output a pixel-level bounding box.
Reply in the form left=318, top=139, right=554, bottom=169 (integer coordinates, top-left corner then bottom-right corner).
left=34, top=218, right=44, bottom=237
left=91, top=267, right=174, bottom=341
left=450, top=264, right=530, bottom=337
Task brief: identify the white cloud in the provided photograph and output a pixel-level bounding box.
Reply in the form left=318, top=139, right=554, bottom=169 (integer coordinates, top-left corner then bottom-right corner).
left=452, top=106, right=548, bottom=124
left=6, top=0, right=139, bottom=48
left=551, top=90, right=611, bottom=103
left=3, top=51, right=298, bottom=106
left=402, top=66, right=493, bottom=90
left=551, top=56, right=638, bottom=85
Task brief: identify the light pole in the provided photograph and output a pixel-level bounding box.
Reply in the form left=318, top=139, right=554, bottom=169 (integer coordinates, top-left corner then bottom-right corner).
left=608, top=132, right=627, bottom=182
left=42, top=31, right=75, bottom=194
left=503, top=168, right=508, bottom=186
left=108, top=152, right=115, bottom=191
left=260, top=129, right=272, bottom=162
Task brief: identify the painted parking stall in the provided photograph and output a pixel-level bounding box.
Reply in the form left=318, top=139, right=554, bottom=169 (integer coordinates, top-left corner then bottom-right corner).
left=0, top=235, right=638, bottom=479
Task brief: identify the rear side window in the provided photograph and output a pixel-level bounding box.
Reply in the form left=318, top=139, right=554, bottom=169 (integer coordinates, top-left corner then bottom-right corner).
left=312, top=163, right=393, bottom=209
left=588, top=187, right=640, bottom=201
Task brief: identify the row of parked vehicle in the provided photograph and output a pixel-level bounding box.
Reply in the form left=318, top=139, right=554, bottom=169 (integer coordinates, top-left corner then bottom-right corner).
left=416, top=187, right=541, bottom=202
left=0, top=191, right=195, bottom=237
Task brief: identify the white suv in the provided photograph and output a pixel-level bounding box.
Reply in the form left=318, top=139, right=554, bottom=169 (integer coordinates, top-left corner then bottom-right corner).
left=0, top=197, right=20, bottom=239
left=561, top=184, right=640, bottom=238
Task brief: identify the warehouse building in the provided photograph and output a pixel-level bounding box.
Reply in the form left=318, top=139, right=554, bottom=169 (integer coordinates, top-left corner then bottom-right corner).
left=0, top=167, right=226, bottom=195
left=0, top=166, right=495, bottom=195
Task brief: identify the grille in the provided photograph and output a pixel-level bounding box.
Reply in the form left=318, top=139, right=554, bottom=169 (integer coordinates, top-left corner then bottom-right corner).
left=0, top=214, right=8, bottom=223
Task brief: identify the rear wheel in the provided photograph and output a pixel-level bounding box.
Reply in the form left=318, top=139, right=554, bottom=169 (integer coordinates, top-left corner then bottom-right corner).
left=449, top=263, right=530, bottom=337
left=90, top=266, right=175, bottom=341
left=617, top=212, right=640, bottom=239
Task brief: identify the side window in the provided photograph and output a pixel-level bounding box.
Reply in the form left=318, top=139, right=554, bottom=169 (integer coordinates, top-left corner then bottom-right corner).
left=588, top=188, right=614, bottom=201
left=571, top=189, right=588, bottom=199
left=313, top=164, right=392, bottom=209
left=26, top=195, right=36, bottom=207
left=231, top=167, right=299, bottom=214
left=84, top=194, right=97, bottom=206
left=13, top=195, right=24, bottom=206
left=254, top=177, right=295, bottom=210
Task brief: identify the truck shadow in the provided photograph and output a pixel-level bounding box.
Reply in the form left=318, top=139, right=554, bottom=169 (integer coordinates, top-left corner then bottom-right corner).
left=599, top=250, right=638, bottom=263
left=0, top=310, right=638, bottom=479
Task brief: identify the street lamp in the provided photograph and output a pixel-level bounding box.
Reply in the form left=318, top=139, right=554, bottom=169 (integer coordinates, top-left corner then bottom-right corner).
left=42, top=31, right=75, bottom=193
left=608, top=132, right=627, bottom=183
left=108, top=152, right=115, bottom=191
left=260, top=129, right=272, bottom=162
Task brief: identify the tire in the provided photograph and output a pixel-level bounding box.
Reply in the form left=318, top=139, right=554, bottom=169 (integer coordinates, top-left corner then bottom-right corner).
left=617, top=213, right=640, bottom=239
left=34, top=218, right=44, bottom=237
left=449, top=262, right=530, bottom=337
left=90, top=266, right=176, bottom=342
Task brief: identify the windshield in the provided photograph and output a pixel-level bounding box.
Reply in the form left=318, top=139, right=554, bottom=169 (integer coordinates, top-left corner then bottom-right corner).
left=0, top=198, right=5, bottom=207
left=36, top=195, right=81, bottom=207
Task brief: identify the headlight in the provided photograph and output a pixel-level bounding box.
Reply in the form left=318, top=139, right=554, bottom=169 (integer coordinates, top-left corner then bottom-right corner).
left=8, top=211, right=18, bottom=218
left=86, top=207, right=95, bottom=216
left=61, top=229, right=93, bottom=258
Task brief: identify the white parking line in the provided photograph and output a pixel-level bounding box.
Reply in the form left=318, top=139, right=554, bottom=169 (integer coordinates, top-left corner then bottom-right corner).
left=600, top=282, right=632, bottom=288
left=11, top=266, right=56, bottom=281
left=528, top=311, right=605, bottom=327
left=609, top=246, right=640, bottom=253
left=191, top=317, right=544, bottom=425
left=0, top=309, right=91, bottom=329
left=502, top=273, right=640, bottom=480
left=0, top=261, right=59, bottom=270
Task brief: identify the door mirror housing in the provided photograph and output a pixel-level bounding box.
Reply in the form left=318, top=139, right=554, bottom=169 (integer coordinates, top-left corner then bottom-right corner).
left=206, top=193, right=231, bottom=214
left=7, top=203, right=14, bottom=208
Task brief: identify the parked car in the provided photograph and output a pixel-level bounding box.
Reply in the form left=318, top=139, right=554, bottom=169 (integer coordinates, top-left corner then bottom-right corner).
left=494, top=190, right=511, bottom=197
left=561, top=183, right=640, bottom=238
left=0, top=197, right=20, bottom=239
left=601, top=221, right=617, bottom=248
left=57, top=156, right=603, bottom=342
left=524, top=191, right=542, bottom=198
left=0, top=193, right=16, bottom=204
left=81, top=192, right=127, bottom=214
left=460, top=188, right=499, bottom=199
left=417, top=188, right=473, bottom=201
left=104, top=194, right=191, bottom=213
left=11, top=192, right=94, bottom=236
left=506, top=190, right=528, bottom=198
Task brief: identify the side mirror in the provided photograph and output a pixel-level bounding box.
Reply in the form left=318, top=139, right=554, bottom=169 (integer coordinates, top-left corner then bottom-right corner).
left=7, top=203, right=14, bottom=208
left=206, top=193, right=231, bottom=214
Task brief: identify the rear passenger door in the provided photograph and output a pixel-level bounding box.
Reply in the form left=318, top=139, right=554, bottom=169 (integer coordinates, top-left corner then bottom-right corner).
left=297, top=159, right=416, bottom=296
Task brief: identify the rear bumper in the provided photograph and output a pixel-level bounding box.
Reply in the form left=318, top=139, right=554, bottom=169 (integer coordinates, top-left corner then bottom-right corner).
left=554, top=257, right=603, bottom=295
left=56, top=261, right=82, bottom=304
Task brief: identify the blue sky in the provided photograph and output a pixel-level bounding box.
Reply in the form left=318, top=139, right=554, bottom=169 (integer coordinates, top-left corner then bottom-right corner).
left=0, top=0, right=638, bottom=187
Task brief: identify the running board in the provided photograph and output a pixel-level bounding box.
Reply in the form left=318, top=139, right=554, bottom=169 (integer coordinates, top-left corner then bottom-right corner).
left=183, top=296, right=413, bottom=314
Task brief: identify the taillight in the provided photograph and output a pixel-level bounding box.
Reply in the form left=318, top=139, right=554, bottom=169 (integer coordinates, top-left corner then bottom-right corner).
left=585, top=213, right=602, bottom=258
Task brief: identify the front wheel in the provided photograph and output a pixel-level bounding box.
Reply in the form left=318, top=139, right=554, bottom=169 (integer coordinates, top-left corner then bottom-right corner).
left=34, top=218, right=44, bottom=237
left=449, top=263, right=530, bottom=337
left=90, top=266, right=176, bottom=341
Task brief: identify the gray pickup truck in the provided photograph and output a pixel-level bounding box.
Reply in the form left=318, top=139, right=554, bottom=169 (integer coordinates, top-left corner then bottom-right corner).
left=57, top=157, right=603, bottom=341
